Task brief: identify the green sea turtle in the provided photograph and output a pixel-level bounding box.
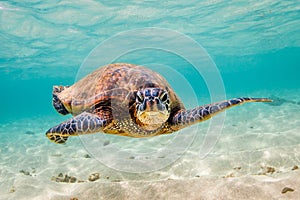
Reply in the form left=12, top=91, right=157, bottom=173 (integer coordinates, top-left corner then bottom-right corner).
left=46, top=63, right=271, bottom=144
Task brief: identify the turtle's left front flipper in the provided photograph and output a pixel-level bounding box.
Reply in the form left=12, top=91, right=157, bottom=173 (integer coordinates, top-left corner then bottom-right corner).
left=171, top=97, right=272, bottom=130
left=46, top=112, right=108, bottom=144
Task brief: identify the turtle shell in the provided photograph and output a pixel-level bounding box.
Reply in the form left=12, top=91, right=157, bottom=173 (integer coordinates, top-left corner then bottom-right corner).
left=57, top=63, right=185, bottom=117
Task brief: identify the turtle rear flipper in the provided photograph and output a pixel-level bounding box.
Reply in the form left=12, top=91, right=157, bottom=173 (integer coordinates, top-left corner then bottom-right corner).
left=171, top=97, right=272, bottom=130
left=52, top=86, right=70, bottom=115
left=53, top=85, right=70, bottom=93
left=46, top=112, right=108, bottom=144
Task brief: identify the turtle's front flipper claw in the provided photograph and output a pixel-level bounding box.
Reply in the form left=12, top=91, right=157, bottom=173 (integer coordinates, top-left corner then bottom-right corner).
left=171, top=97, right=272, bottom=130
left=46, top=112, right=108, bottom=144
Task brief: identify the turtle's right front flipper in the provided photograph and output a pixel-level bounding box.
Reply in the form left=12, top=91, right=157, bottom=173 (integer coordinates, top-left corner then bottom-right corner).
left=46, top=112, right=108, bottom=144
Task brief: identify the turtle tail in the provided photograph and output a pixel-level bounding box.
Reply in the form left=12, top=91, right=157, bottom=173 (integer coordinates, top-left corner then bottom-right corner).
left=171, top=97, right=272, bottom=130
left=52, top=85, right=70, bottom=115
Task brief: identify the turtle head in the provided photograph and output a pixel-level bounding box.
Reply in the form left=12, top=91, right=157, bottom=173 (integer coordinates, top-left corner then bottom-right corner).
left=135, top=88, right=171, bottom=126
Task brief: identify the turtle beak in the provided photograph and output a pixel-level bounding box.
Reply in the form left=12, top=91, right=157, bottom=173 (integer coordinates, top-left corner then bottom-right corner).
left=137, top=101, right=169, bottom=125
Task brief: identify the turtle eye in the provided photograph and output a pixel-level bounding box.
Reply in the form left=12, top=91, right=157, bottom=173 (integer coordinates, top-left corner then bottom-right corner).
left=136, top=91, right=144, bottom=103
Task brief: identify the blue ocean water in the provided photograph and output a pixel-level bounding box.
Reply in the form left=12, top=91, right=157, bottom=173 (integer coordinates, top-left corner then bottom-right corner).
left=0, top=0, right=300, bottom=198
left=1, top=0, right=299, bottom=123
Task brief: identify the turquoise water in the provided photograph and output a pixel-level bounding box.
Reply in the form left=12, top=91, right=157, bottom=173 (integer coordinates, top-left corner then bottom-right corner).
left=1, top=1, right=299, bottom=123
left=1, top=0, right=300, bottom=199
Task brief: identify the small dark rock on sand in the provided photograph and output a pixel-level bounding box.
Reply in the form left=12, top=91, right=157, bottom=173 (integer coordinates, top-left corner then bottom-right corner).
left=258, top=166, right=276, bottom=175
left=223, top=173, right=235, bottom=178
left=51, top=153, right=62, bottom=157
left=9, top=186, right=16, bottom=193
left=52, top=173, right=77, bottom=183
left=20, top=170, right=31, bottom=176
left=84, top=154, right=91, bottom=158
left=281, top=187, right=294, bottom=194
left=266, top=166, right=276, bottom=174
left=233, top=166, right=242, bottom=170
left=20, top=168, right=36, bottom=176
left=103, top=140, right=110, bottom=146
left=292, top=165, right=299, bottom=170
left=88, top=173, right=100, bottom=182
left=25, top=130, right=35, bottom=135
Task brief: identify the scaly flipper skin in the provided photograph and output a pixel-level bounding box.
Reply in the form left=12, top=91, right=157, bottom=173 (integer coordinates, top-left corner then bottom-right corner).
left=52, top=86, right=70, bottom=115
left=171, top=97, right=272, bottom=130
left=46, top=112, right=108, bottom=144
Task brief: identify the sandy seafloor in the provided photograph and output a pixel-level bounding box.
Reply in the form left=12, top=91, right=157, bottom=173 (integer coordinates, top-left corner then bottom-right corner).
left=0, top=89, right=299, bottom=200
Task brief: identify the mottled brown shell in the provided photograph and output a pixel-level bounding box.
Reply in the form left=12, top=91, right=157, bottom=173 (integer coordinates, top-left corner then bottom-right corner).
left=57, top=63, right=185, bottom=117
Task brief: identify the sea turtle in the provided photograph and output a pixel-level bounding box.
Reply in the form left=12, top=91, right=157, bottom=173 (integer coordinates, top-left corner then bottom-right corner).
left=46, top=63, right=271, bottom=144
